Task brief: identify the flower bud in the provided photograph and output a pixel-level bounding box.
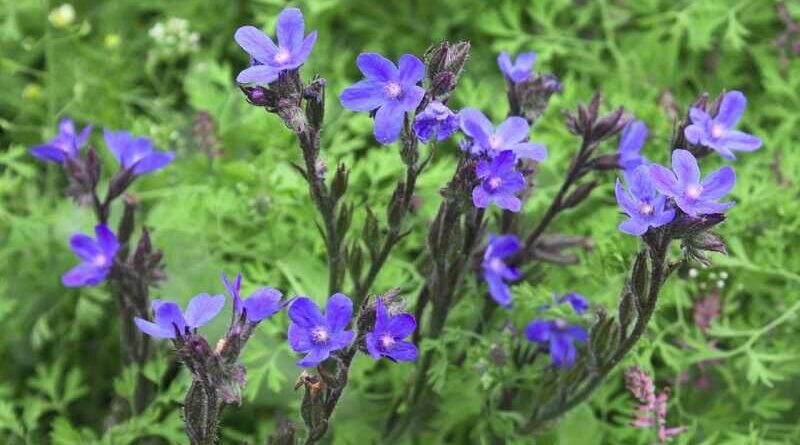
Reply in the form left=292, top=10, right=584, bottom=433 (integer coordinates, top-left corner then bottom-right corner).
left=304, top=76, right=326, bottom=129
left=331, top=163, right=348, bottom=203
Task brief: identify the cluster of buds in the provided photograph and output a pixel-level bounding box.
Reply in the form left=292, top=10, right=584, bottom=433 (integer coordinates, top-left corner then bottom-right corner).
left=423, top=40, right=471, bottom=102
left=564, top=93, right=628, bottom=146
left=506, top=73, right=563, bottom=125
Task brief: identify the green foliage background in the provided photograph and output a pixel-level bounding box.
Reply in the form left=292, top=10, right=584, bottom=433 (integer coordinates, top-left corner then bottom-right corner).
left=1, top=0, right=799, bottom=443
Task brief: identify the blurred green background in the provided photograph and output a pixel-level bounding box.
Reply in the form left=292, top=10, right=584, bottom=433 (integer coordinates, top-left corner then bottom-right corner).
left=1, top=0, right=799, bottom=443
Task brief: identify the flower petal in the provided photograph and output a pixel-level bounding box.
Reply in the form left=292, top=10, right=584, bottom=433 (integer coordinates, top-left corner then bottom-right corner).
left=472, top=186, right=490, bottom=208
left=288, top=323, right=313, bottom=352
left=62, top=263, right=107, bottom=287
left=459, top=108, right=494, bottom=147
left=524, top=320, right=553, bottom=343
left=398, top=85, right=425, bottom=111
left=387, top=313, right=416, bottom=339
left=154, top=301, right=186, bottom=334
left=339, top=79, right=385, bottom=112
left=184, top=293, right=225, bottom=328
left=486, top=234, right=521, bottom=259
left=356, top=53, right=398, bottom=82
left=497, top=51, right=513, bottom=78
left=297, top=348, right=330, bottom=367
left=234, top=26, right=278, bottom=63
left=619, top=218, right=649, bottom=236
left=648, top=164, right=680, bottom=196
left=386, top=341, right=418, bottom=362
left=290, top=30, right=316, bottom=66
left=29, top=145, right=67, bottom=163
left=236, top=65, right=280, bottom=84
left=365, top=332, right=381, bottom=359
left=133, top=152, right=174, bottom=175
left=671, top=149, right=700, bottom=185
left=222, top=272, right=243, bottom=314
left=373, top=297, right=389, bottom=332
left=549, top=336, right=576, bottom=367
left=493, top=194, right=522, bottom=212
left=496, top=116, right=529, bottom=145
left=720, top=130, right=762, bottom=153
left=325, top=293, right=353, bottom=332
left=69, top=233, right=102, bottom=262
left=683, top=124, right=705, bottom=145
left=619, top=120, right=647, bottom=154
left=373, top=102, right=404, bottom=144
left=243, top=287, right=283, bottom=322
left=701, top=166, right=736, bottom=200
left=329, top=330, right=355, bottom=350
left=397, top=54, right=424, bottom=85
left=134, top=317, right=174, bottom=339
left=511, top=143, right=547, bottom=161
left=615, top=179, right=638, bottom=216
left=486, top=273, right=512, bottom=308
left=689, top=107, right=710, bottom=126
left=715, top=90, right=746, bottom=128
left=288, top=297, right=325, bottom=328
left=94, top=224, right=120, bottom=257
left=275, top=7, right=305, bottom=52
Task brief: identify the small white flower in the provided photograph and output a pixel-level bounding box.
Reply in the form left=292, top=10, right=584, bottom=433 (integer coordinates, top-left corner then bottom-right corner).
left=49, top=4, right=76, bottom=29
left=688, top=268, right=699, bottom=279
left=716, top=280, right=725, bottom=289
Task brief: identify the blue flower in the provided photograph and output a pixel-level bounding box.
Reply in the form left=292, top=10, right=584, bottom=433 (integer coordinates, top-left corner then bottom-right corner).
left=525, top=319, right=588, bottom=368
left=29, top=118, right=92, bottom=164
left=287, top=294, right=355, bottom=367
left=618, top=120, right=649, bottom=171
left=412, top=100, right=459, bottom=143
left=473, top=151, right=526, bottom=212
left=234, top=7, right=317, bottom=84
left=459, top=108, right=547, bottom=161
left=684, top=91, right=762, bottom=160
left=497, top=51, right=536, bottom=83
left=482, top=234, right=522, bottom=308
left=615, top=165, right=676, bottom=235
left=365, top=297, right=417, bottom=362
left=134, top=294, right=226, bottom=339
left=103, top=129, right=174, bottom=175
left=339, top=53, right=426, bottom=144
left=648, top=149, right=735, bottom=217
left=62, top=225, right=119, bottom=287
left=221, top=273, right=283, bottom=323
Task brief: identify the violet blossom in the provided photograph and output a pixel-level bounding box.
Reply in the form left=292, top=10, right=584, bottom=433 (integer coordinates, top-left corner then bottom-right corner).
left=684, top=91, right=762, bottom=160
left=481, top=234, right=522, bottom=308
left=287, top=293, right=355, bottom=367
left=524, top=319, right=588, bottom=368
left=365, top=297, right=418, bottom=362
left=618, top=120, right=649, bottom=171
left=497, top=51, right=536, bottom=83
left=412, top=100, right=459, bottom=143
left=103, top=129, right=174, bottom=175
left=615, top=165, right=676, bottom=236
left=339, top=53, right=426, bottom=144
left=29, top=118, right=92, bottom=164
left=134, top=293, right=226, bottom=339
left=558, top=292, right=589, bottom=315
left=234, top=7, right=317, bottom=84
left=221, top=273, right=283, bottom=323
left=459, top=108, right=547, bottom=161
left=649, top=149, right=735, bottom=217
left=473, top=151, right=526, bottom=212
left=62, top=224, right=119, bottom=287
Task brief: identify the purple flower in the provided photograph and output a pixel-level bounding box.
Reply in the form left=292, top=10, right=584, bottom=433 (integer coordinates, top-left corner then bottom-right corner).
left=222, top=273, right=283, bottom=323
left=649, top=150, right=735, bottom=217
left=234, top=7, right=317, bottom=84
left=412, top=100, right=459, bottom=143
left=684, top=91, right=762, bottom=160
left=459, top=108, right=547, bottom=161
left=481, top=234, right=522, bottom=308
left=103, top=130, right=174, bottom=175
left=62, top=225, right=119, bottom=287
left=524, top=319, right=588, bottom=368
left=473, top=151, right=526, bottom=212
left=339, top=53, right=426, bottom=144
left=615, top=165, right=676, bottom=236
left=134, top=294, right=226, bottom=339
left=29, top=118, right=92, bottom=164
left=618, top=120, right=649, bottom=171
left=288, top=293, right=355, bottom=367
left=365, top=297, right=417, bottom=362
left=558, top=292, right=589, bottom=315
left=497, top=51, right=536, bottom=83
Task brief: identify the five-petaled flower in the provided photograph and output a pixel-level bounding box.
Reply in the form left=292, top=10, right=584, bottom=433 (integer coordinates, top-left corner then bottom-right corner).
left=618, top=120, right=649, bottom=171
left=649, top=149, right=735, bottom=217
left=459, top=108, right=547, bottom=161
left=62, top=224, right=119, bottom=287
left=134, top=294, right=226, bottom=339
left=684, top=91, right=762, bottom=160
left=365, top=297, right=418, bottom=362
left=288, top=293, right=355, bottom=367
left=339, top=53, right=426, bottom=144
left=525, top=318, right=588, bottom=368
left=473, top=151, right=526, bottom=212
left=482, top=234, right=522, bottom=308
left=615, top=165, right=676, bottom=235
left=412, top=100, right=459, bottom=143
left=29, top=118, right=92, bottom=164
left=222, top=273, right=284, bottom=323
left=104, top=129, right=175, bottom=175
left=234, top=7, right=317, bottom=84
left=497, top=51, right=536, bottom=83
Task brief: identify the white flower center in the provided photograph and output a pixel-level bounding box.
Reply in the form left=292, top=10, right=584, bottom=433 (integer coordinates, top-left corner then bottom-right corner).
left=489, top=257, right=505, bottom=273
left=311, top=326, right=329, bottom=344
left=488, top=177, right=503, bottom=190
left=273, top=48, right=291, bottom=64
left=93, top=254, right=108, bottom=267
left=488, top=135, right=503, bottom=150
left=380, top=334, right=395, bottom=349
left=384, top=82, right=402, bottom=98
left=686, top=184, right=703, bottom=200
left=639, top=202, right=654, bottom=216
left=710, top=122, right=726, bottom=139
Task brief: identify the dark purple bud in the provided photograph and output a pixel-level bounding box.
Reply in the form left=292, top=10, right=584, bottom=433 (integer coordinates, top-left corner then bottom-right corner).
left=277, top=103, right=307, bottom=134
left=304, top=76, right=326, bottom=129
left=424, top=40, right=471, bottom=98
left=331, top=163, right=348, bottom=203
left=589, top=152, right=621, bottom=171
left=668, top=212, right=726, bottom=239
left=683, top=230, right=727, bottom=267
left=592, top=107, right=627, bottom=141
left=631, top=250, right=649, bottom=308
left=107, top=167, right=136, bottom=202
left=387, top=182, right=406, bottom=228
left=563, top=180, right=598, bottom=208
left=348, top=243, right=364, bottom=283
left=508, top=73, right=563, bottom=124
left=489, top=343, right=507, bottom=366
left=240, top=85, right=278, bottom=108
left=117, top=193, right=138, bottom=247
left=86, top=147, right=101, bottom=188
